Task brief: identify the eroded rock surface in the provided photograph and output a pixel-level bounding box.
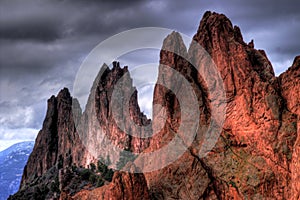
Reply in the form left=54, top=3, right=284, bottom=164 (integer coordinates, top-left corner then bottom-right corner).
left=144, top=11, right=299, bottom=199
left=11, top=11, right=299, bottom=200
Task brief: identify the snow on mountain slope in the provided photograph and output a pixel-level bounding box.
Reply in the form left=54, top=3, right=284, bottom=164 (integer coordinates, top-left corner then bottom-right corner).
left=0, top=141, right=34, bottom=200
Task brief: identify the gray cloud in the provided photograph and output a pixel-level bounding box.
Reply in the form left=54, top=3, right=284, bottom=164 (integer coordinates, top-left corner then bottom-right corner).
left=0, top=0, right=299, bottom=145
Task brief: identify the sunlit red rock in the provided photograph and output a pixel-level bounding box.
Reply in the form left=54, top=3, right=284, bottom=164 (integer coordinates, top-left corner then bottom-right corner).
left=144, top=11, right=299, bottom=199
left=279, top=56, right=300, bottom=200
left=11, top=11, right=299, bottom=200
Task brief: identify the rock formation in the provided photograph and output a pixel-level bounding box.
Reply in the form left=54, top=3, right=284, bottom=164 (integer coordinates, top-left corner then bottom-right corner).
left=11, top=63, right=151, bottom=199
left=78, top=62, right=150, bottom=165
left=65, top=166, right=150, bottom=200
left=11, top=11, right=299, bottom=200
left=188, top=11, right=298, bottom=199
left=20, top=88, right=91, bottom=186
left=145, top=11, right=299, bottom=199
left=279, top=56, right=300, bottom=200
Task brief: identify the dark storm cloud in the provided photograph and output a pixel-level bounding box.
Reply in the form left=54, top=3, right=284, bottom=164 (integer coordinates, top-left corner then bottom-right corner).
left=0, top=0, right=149, bottom=41
left=0, top=0, right=161, bottom=75
left=0, top=0, right=65, bottom=42
left=0, top=20, right=61, bottom=42
left=0, top=0, right=299, bottom=144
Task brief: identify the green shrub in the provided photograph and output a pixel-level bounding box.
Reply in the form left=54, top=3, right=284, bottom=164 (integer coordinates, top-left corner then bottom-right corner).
left=89, top=174, right=97, bottom=183
left=97, top=160, right=107, bottom=173
left=103, top=169, right=114, bottom=182
left=90, top=163, right=96, bottom=172
left=71, top=165, right=77, bottom=172
left=97, top=158, right=114, bottom=182
left=229, top=180, right=238, bottom=189
left=80, top=169, right=92, bottom=180
left=96, top=178, right=104, bottom=187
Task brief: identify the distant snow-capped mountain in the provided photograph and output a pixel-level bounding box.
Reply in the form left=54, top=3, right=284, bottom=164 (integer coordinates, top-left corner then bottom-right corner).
left=0, top=141, right=34, bottom=200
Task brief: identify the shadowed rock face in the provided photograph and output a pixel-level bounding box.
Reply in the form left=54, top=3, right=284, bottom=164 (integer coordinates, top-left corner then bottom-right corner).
left=20, top=88, right=91, bottom=188
left=12, top=11, right=299, bottom=200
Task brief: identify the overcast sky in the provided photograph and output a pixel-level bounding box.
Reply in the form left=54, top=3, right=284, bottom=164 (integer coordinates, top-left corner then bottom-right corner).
left=0, top=0, right=299, bottom=151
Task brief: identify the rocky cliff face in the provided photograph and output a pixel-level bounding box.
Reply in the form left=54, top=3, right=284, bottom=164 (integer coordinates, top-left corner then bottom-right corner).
left=144, top=11, right=299, bottom=199
left=189, top=11, right=298, bottom=199
left=20, top=88, right=91, bottom=187
left=12, top=62, right=151, bottom=199
left=11, top=11, right=299, bottom=200
left=143, top=31, right=213, bottom=199
left=279, top=56, right=300, bottom=200
left=78, top=62, right=150, bottom=166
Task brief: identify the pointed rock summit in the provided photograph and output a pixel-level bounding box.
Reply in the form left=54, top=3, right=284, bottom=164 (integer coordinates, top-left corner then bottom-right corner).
left=146, top=11, right=299, bottom=199
left=11, top=11, right=299, bottom=200
left=13, top=64, right=151, bottom=199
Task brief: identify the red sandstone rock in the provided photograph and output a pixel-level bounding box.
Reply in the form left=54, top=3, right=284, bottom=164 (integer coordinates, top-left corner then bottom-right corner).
left=144, top=11, right=299, bottom=199
left=11, top=11, right=299, bottom=200
left=189, top=11, right=298, bottom=199
left=81, top=62, right=150, bottom=158
left=20, top=88, right=92, bottom=188
left=65, top=165, right=149, bottom=200
left=14, top=63, right=151, bottom=199
left=280, top=56, right=300, bottom=116
left=279, top=56, right=300, bottom=200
